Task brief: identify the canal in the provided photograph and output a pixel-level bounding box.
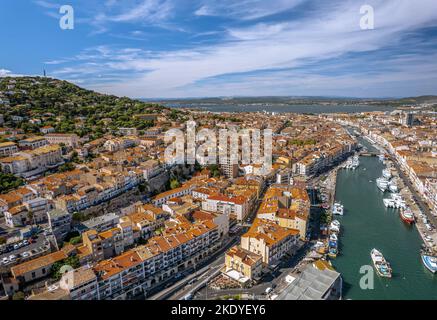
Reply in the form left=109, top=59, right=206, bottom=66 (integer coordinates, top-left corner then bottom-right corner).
left=331, top=137, right=437, bottom=299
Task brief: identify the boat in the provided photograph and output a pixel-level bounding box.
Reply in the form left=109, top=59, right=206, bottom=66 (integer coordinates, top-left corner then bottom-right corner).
left=328, top=246, right=338, bottom=258
left=382, top=168, right=392, bottom=179
left=344, top=158, right=353, bottom=169
left=378, top=154, right=385, bottom=162
left=421, top=254, right=437, bottom=273
left=376, top=177, right=389, bottom=192
left=331, top=220, right=341, bottom=227
left=371, top=249, right=392, bottom=278
left=332, top=202, right=344, bottom=216
left=391, top=193, right=406, bottom=209
left=383, top=198, right=396, bottom=208
left=329, top=233, right=338, bottom=242
left=400, top=207, right=415, bottom=224
left=329, top=223, right=340, bottom=233
left=351, top=155, right=360, bottom=169
left=389, top=184, right=398, bottom=193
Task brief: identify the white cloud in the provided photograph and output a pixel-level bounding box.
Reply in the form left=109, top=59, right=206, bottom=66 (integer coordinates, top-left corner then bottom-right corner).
left=194, top=0, right=304, bottom=20
left=49, top=0, right=437, bottom=98
left=0, top=69, right=12, bottom=77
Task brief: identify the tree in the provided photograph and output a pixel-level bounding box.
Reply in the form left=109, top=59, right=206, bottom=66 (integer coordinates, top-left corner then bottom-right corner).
left=57, top=162, right=75, bottom=173
left=170, top=178, right=181, bottom=190
left=51, top=255, right=80, bottom=280
left=208, top=164, right=220, bottom=177
left=0, top=236, right=6, bottom=245
left=72, top=212, right=86, bottom=222
left=0, top=173, right=25, bottom=194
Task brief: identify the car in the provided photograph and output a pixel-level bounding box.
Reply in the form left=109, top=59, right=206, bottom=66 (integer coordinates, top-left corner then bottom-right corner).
left=182, top=293, right=193, bottom=300
left=1, top=257, right=9, bottom=264
left=23, top=240, right=29, bottom=246
left=265, top=287, right=273, bottom=295
left=21, top=251, right=31, bottom=258
left=8, top=255, right=17, bottom=261
left=13, top=244, right=20, bottom=250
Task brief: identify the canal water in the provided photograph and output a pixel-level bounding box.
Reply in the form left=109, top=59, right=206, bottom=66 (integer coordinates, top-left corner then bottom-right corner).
left=331, top=138, right=437, bottom=299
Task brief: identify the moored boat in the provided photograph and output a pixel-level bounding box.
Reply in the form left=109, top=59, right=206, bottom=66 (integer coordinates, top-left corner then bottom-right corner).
left=332, top=202, right=344, bottom=216
left=400, top=207, right=415, bottom=224
left=382, top=168, right=392, bottom=179
left=421, top=254, right=437, bottom=274
left=376, top=177, right=389, bottom=192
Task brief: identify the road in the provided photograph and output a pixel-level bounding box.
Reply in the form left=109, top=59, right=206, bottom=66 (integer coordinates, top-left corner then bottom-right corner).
left=152, top=181, right=272, bottom=300
left=389, top=155, right=436, bottom=227
left=147, top=234, right=241, bottom=300
left=193, top=241, right=310, bottom=300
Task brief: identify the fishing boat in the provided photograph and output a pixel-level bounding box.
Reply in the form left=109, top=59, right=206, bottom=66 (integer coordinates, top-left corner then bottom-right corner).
left=371, top=249, right=392, bottom=278
left=332, top=202, right=344, bottom=216
left=421, top=253, right=437, bottom=274
left=400, top=207, right=415, bottom=224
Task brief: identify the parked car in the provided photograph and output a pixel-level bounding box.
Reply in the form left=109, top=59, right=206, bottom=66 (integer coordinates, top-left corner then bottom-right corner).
left=21, top=251, right=31, bottom=258
left=8, top=254, right=17, bottom=261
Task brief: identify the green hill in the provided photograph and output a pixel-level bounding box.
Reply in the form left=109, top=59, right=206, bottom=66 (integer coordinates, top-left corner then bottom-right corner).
left=0, top=76, right=174, bottom=138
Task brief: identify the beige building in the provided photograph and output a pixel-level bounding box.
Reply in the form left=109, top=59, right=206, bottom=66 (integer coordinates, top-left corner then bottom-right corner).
left=45, top=133, right=79, bottom=148
left=223, top=245, right=262, bottom=284
left=0, top=142, right=18, bottom=157
left=241, top=218, right=299, bottom=265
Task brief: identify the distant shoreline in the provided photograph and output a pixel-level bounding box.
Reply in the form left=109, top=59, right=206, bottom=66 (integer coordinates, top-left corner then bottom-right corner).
left=158, top=103, right=399, bottom=114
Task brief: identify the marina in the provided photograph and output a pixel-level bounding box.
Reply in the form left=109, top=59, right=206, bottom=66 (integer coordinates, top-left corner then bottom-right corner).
left=330, top=137, right=437, bottom=299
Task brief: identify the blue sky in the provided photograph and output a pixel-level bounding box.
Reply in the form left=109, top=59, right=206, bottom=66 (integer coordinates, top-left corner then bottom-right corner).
left=1, top=0, right=437, bottom=98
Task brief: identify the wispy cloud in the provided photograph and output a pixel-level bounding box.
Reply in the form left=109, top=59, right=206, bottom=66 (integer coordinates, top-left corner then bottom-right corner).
left=194, top=0, right=304, bottom=20
left=35, top=0, right=437, bottom=98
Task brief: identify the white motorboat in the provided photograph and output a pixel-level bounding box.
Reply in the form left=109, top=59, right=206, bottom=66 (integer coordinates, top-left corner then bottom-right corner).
left=383, top=198, right=396, bottom=208
left=376, top=177, right=389, bottom=192
left=329, top=233, right=338, bottom=242
left=421, top=254, right=437, bottom=273
left=332, top=202, right=344, bottom=216
left=371, top=249, right=392, bottom=278
left=389, top=184, right=398, bottom=193
left=382, top=168, right=392, bottom=179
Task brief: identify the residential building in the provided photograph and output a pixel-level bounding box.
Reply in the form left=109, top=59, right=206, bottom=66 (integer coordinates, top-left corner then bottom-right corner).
left=44, top=133, right=79, bottom=148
